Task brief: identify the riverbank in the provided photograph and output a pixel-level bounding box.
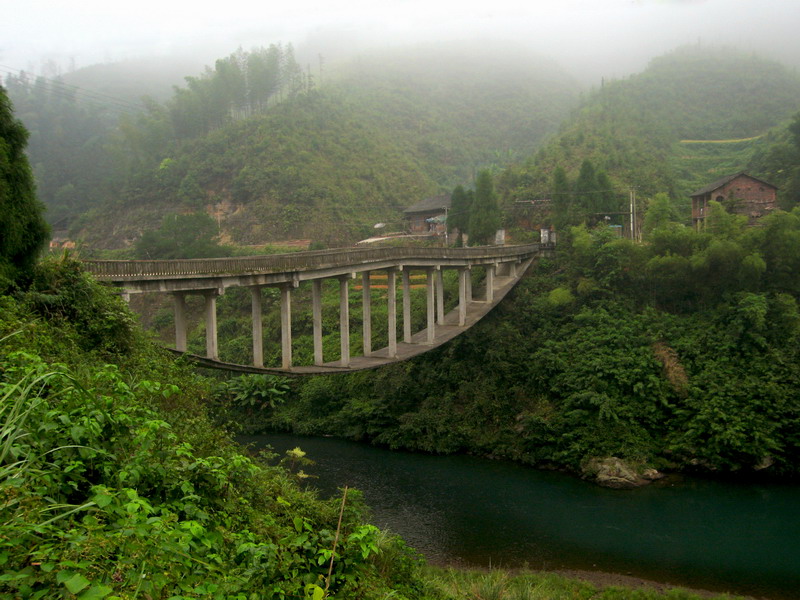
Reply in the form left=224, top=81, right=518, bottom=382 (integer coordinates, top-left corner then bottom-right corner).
left=419, top=565, right=751, bottom=600
left=552, top=569, right=746, bottom=598
left=244, top=431, right=800, bottom=600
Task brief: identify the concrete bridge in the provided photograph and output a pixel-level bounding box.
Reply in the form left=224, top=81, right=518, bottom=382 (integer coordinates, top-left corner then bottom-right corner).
left=83, top=243, right=551, bottom=374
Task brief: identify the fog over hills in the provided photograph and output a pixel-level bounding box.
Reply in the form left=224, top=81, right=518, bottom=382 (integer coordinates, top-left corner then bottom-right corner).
left=4, top=0, right=800, bottom=86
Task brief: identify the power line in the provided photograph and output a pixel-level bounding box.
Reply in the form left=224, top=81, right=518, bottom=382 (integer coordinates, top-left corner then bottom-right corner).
left=0, top=64, right=145, bottom=112
left=0, top=65, right=145, bottom=116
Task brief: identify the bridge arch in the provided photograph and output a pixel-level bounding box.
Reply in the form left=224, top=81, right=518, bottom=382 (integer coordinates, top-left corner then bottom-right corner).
left=83, top=244, right=551, bottom=374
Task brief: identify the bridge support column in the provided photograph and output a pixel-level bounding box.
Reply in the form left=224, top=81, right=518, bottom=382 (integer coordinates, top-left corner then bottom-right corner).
left=280, top=284, right=292, bottom=370
left=362, top=271, right=372, bottom=356
left=204, top=291, right=219, bottom=361
left=509, top=261, right=517, bottom=278
left=402, top=269, right=412, bottom=343
left=312, top=279, right=324, bottom=366
left=425, top=267, right=436, bottom=344
left=458, top=268, right=468, bottom=326
left=435, top=267, right=445, bottom=325
left=339, top=276, right=351, bottom=367
left=485, top=264, right=495, bottom=303
left=466, top=267, right=473, bottom=302
left=173, top=292, right=188, bottom=352
left=387, top=269, right=397, bottom=358
left=250, top=287, right=263, bottom=368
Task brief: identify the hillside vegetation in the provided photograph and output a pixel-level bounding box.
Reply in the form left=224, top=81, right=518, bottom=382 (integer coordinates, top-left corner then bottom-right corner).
left=498, top=46, right=800, bottom=221
left=0, top=56, right=757, bottom=599
left=262, top=203, right=800, bottom=484
left=6, top=42, right=579, bottom=250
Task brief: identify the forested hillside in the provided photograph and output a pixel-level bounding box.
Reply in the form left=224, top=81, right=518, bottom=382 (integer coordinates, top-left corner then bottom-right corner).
left=266, top=203, right=800, bottom=485
left=498, top=46, right=800, bottom=223
left=6, top=42, right=579, bottom=250
left=3, top=75, right=731, bottom=600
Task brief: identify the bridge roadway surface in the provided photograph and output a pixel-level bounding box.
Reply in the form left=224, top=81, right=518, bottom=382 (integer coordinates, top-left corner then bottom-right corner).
left=84, top=244, right=546, bottom=375
left=172, top=257, right=533, bottom=375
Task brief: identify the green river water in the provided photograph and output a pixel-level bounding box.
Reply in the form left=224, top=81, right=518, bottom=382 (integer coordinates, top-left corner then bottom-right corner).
left=240, top=433, right=800, bottom=599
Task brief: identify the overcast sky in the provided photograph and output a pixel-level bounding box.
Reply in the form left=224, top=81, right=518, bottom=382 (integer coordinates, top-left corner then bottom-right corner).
left=3, top=0, right=800, bottom=82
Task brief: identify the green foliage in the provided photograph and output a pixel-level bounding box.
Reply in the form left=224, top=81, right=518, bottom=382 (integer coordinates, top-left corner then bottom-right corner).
left=0, top=266, right=431, bottom=600
left=12, top=42, right=577, bottom=251
left=546, top=287, right=574, bottom=307
left=21, top=255, right=136, bottom=356
left=134, top=212, right=233, bottom=259
left=499, top=46, right=800, bottom=217
left=448, top=185, right=470, bottom=245
left=0, top=85, right=49, bottom=288
left=642, top=192, right=679, bottom=236
left=263, top=210, right=800, bottom=479
left=468, top=170, right=501, bottom=245
left=220, top=374, right=290, bottom=410
left=3, top=72, right=116, bottom=227
left=747, top=112, right=800, bottom=210
left=421, top=567, right=734, bottom=600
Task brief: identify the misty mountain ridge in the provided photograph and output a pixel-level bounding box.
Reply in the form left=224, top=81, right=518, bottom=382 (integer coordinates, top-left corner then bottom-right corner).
left=63, top=42, right=580, bottom=249
left=8, top=42, right=800, bottom=250
left=499, top=44, right=800, bottom=215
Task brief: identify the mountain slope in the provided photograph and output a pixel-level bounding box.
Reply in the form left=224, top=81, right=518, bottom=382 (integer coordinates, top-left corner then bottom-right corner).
left=498, top=45, right=800, bottom=217
left=11, top=42, right=579, bottom=250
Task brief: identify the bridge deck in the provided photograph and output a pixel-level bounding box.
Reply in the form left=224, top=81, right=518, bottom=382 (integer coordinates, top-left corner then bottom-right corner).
left=173, top=258, right=532, bottom=375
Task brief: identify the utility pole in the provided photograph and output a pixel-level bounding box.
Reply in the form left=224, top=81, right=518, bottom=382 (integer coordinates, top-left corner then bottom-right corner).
left=629, top=188, right=634, bottom=240
left=628, top=187, right=638, bottom=242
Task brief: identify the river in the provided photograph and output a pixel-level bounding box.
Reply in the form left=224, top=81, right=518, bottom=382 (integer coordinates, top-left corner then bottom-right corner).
left=239, top=432, right=800, bottom=599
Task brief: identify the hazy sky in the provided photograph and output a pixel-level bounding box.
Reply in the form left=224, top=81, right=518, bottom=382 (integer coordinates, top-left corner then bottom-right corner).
left=4, top=0, right=800, bottom=82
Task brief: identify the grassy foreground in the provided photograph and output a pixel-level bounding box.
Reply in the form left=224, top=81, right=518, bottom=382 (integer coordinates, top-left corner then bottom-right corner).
left=0, top=256, right=744, bottom=599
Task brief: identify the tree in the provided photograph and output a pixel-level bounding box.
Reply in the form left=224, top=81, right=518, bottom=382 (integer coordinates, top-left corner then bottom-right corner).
left=574, top=159, right=598, bottom=220
left=551, top=166, right=573, bottom=228
left=448, top=184, right=471, bottom=246
left=642, top=192, right=679, bottom=237
left=0, top=86, right=49, bottom=288
left=135, top=213, right=232, bottom=259
left=468, top=170, right=501, bottom=245
left=594, top=169, right=618, bottom=217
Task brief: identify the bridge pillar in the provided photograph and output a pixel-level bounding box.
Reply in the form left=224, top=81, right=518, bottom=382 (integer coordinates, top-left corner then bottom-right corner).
left=173, top=292, right=188, bottom=352
left=435, top=267, right=445, bottom=325
left=402, top=269, right=412, bottom=343
left=250, top=286, right=263, bottom=368
left=485, top=264, right=495, bottom=303
left=458, top=268, right=468, bottom=326
left=339, top=275, right=351, bottom=367
left=362, top=271, right=372, bottom=356
left=387, top=268, right=398, bottom=358
left=204, top=291, right=219, bottom=360
left=426, top=267, right=436, bottom=344
left=280, top=284, right=292, bottom=370
left=312, top=279, right=324, bottom=366
left=466, top=266, right=473, bottom=302
left=509, top=261, right=517, bottom=278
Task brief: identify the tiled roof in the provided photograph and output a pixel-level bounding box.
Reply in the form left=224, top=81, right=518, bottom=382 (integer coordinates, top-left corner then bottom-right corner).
left=690, top=172, right=777, bottom=197
left=403, top=193, right=451, bottom=214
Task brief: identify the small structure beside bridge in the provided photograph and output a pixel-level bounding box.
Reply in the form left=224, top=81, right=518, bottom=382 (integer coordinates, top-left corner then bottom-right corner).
left=83, top=243, right=550, bottom=374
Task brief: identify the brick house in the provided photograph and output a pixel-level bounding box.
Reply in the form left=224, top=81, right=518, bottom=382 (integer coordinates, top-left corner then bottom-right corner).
left=691, top=172, right=778, bottom=229
left=403, top=194, right=451, bottom=235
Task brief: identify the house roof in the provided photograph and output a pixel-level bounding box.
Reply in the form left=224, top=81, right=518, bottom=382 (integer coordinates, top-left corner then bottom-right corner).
left=690, top=172, right=777, bottom=197
left=403, top=193, right=451, bottom=214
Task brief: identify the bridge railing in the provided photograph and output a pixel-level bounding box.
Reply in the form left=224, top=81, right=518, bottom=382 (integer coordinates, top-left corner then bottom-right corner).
left=83, top=244, right=546, bottom=280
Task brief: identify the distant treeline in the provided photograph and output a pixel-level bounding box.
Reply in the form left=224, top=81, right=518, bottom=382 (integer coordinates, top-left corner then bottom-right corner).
left=169, top=44, right=311, bottom=139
